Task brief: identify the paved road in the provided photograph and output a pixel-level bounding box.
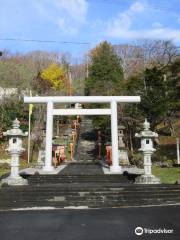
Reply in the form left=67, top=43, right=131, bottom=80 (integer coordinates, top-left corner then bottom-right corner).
left=0, top=205, right=179, bottom=240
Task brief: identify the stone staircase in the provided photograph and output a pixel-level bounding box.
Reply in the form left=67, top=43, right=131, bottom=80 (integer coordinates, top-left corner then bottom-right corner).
left=1, top=118, right=180, bottom=210
left=0, top=164, right=180, bottom=210
left=0, top=183, right=180, bottom=210
left=1, top=117, right=180, bottom=210
left=75, top=118, right=96, bottom=161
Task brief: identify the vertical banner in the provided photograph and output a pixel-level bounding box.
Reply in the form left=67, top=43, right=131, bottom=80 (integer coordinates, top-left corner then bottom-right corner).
left=27, top=91, right=33, bottom=163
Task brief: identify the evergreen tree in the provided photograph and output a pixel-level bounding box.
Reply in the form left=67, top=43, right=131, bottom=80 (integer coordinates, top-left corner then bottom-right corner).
left=85, top=41, right=124, bottom=96
left=124, top=59, right=180, bottom=130
left=166, top=58, right=180, bottom=116
left=0, top=96, right=29, bottom=131
left=141, top=67, right=168, bottom=129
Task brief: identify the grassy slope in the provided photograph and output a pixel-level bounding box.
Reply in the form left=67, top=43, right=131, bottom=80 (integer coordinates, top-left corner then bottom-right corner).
left=152, top=166, right=180, bottom=184
left=152, top=119, right=180, bottom=183
left=0, top=159, right=37, bottom=177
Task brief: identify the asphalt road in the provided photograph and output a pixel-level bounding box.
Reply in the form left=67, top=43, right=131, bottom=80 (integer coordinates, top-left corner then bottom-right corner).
left=0, top=205, right=179, bottom=240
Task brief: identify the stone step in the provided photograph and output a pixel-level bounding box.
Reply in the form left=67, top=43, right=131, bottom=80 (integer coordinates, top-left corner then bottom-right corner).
left=1, top=186, right=180, bottom=192
left=2, top=184, right=180, bottom=191
left=28, top=179, right=130, bottom=182
left=28, top=179, right=130, bottom=183
left=0, top=198, right=179, bottom=209
left=28, top=174, right=129, bottom=178
left=75, top=118, right=96, bottom=161
left=1, top=193, right=180, bottom=201
left=1, top=193, right=180, bottom=203
left=1, top=192, right=180, bottom=199
left=1, top=187, right=180, bottom=197
left=1, top=157, right=180, bottom=209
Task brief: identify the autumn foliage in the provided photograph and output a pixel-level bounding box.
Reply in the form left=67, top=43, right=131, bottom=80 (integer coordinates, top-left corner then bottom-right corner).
left=40, top=63, right=67, bottom=90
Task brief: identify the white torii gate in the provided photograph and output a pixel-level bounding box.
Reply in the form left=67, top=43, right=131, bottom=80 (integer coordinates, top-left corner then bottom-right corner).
left=24, top=96, right=140, bottom=173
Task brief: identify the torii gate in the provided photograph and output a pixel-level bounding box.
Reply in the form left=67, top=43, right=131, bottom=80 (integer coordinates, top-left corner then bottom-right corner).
left=24, top=96, right=140, bottom=173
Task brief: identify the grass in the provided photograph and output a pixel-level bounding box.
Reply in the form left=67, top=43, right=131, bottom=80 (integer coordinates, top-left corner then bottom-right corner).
left=0, top=168, right=10, bottom=177
left=152, top=165, right=180, bottom=184
left=0, top=158, right=37, bottom=178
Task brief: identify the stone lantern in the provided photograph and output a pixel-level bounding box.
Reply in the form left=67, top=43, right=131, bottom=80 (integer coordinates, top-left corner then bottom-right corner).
left=75, top=103, right=82, bottom=109
left=135, top=119, right=160, bottom=184
left=97, top=130, right=102, bottom=160
left=2, top=119, right=28, bottom=185
left=37, top=128, right=46, bottom=168
left=118, top=125, right=129, bottom=165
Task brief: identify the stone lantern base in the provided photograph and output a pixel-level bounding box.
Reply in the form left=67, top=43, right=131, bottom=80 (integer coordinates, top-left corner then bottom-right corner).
left=135, top=174, right=160, bottom=184
left=1, top=176, right=28, bottom=186
left=37, top=150, right=45, bottom=168
left=118, top=149, right=129, bottom=165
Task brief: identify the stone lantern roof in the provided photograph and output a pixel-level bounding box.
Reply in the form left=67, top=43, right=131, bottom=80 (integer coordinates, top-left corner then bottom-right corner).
left=118, top=125, right=125, bottom=130
left=3, top=118, right=28, bottom=137
left=135, top=119, right=158, bottom=139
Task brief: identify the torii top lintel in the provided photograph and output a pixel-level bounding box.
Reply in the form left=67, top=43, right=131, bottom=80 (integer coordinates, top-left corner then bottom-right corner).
left=24, top=96, right=141, bottom=104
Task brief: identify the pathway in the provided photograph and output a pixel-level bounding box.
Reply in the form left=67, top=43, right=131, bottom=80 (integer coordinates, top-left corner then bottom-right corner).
left=75, top=118, right=96, bottom=161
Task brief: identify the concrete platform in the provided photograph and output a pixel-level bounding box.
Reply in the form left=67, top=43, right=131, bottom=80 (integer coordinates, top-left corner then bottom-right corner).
left=19, top=164, right=68, bottom=175
left=102, top=165, right=144, bottom=175
left=19, top=162, right=144, bottom=176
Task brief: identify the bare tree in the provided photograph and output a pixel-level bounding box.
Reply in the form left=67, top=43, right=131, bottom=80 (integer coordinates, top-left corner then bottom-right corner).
left=139, top=40, right=178, bottom=67
left=114, top=40, right=179, bottom=78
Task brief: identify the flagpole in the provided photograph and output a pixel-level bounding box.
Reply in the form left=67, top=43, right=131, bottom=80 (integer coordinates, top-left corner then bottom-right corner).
left=27, top=105, right=31, bottom=164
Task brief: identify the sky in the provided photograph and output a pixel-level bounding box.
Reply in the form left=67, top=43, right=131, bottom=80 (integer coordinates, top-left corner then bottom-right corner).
left=0, top=0, right=180, bottom=59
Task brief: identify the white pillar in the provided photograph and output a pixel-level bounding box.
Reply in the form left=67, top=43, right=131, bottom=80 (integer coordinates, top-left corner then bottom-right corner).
left=10, top=153, right=20, bottom=178
left=43, top=101, right=54, bottom=171
left=177, top=138, right=180, bottom=165
left=144, top=152, right=152, bottom=175
left=110, top=101, right=122, bottom=173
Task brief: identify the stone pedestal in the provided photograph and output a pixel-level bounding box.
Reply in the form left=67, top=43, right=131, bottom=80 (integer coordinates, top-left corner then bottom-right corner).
left=2, top=151, right=28, bottom=185
left=37, top=150, right=45, bottom=168
left=110, top=165, right=122, bottom=174
left=135, top=151, right=160, bottom=184
left=1, top=119, right=28, bottom=186
left=2, top=176, right=28, bottom=186
left=135, top=174, right=160, bottom=184
left=43, top=165, right=55, bottom=172
left=118, top=149, right=129, bottom=165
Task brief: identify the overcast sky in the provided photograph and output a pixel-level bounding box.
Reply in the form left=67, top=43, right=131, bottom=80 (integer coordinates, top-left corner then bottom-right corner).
left=0, top=0, right=180, bottom=58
